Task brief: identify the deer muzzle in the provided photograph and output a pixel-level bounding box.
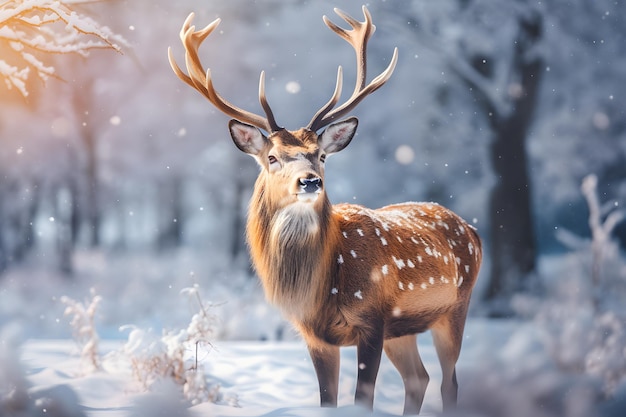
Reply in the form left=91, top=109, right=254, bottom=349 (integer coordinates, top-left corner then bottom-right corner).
left=297, top=177, right=322, bottom=202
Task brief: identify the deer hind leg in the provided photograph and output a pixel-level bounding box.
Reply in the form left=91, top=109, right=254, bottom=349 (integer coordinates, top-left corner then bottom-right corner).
left=431, top=304, right=469, bottom=413
left=383, top=334, right=429, bottom=415
left=307, top=343, right=340, bottom=407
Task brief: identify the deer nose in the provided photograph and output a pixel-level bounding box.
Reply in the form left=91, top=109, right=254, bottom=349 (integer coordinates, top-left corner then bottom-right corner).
left=299, top=177, right=322, bottom=193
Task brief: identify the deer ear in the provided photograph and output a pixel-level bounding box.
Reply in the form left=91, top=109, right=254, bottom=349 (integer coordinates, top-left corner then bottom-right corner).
left=229, top=120, right=268, bottom=155
left=319, top=117, right=358, bottom=154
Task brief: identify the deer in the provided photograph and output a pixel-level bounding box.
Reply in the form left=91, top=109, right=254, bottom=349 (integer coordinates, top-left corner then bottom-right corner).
left=169, top=6, right=482, bottom=415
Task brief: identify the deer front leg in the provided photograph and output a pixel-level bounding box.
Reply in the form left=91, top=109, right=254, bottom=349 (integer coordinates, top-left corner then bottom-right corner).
left=354, top=330, right=384, bottom=410
left=307, top=343, right=340, bottom=407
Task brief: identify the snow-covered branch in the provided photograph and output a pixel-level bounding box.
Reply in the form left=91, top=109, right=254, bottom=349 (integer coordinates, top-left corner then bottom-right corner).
left=0, top=0, right=127, bottom=97
left=446, top=54, right=512, bottom=118
left=581, top=174, right=625, bottom=295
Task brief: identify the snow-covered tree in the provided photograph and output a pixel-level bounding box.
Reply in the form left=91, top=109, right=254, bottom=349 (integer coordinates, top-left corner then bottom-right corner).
left=0, top=0, right=127, bottom=273
left=0, top=0, right=125, bottom=97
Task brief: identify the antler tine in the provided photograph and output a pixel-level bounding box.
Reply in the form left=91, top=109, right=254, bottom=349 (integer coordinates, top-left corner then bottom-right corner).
left=168, top=13, right=281, bottom=133
left=308, top=6, right=397, bottom=132
left=319, top=47, right=398, bottom=126
left=306, top=66, right=344, bottom=131
left=325, top=6, right=375, bottom=94
left=259, top=71, right=281, bottom=132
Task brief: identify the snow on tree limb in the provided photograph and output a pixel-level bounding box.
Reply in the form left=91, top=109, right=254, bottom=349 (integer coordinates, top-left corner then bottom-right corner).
left=0, top=0, right=127, bottom=97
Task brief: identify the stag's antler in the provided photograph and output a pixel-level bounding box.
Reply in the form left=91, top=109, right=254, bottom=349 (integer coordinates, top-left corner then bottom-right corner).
left=168, top=13, right=281, bottom=133
left=307, top=6, right=398, bottom=132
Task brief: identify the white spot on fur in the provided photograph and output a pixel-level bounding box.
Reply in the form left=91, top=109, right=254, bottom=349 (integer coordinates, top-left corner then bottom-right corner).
left=342, top=231, right=348, bottom=238
left=458, top=276, right=464, bottom=287
left=420, top=283, right=428, bottom=290
left=382, top=265, right=389, bottom=275
left=397, top=236, right=403, bottom=243
left=375, top=228, right=381, bottom=237
left=331, top=288, right=338, bottom=295
left=398, top=281, right=405, bottom=290
left=380, top=237, right=388, bottom=246
left=408, top=282, right=415, bottom=290
left=392, top=307, right=402, bottom=317
left=354, top=290, right=363, bottom=300
left=411, top=237, right=419, bottom=244
left=350, top=250, right=357, bottom=258
left=392, top=256, right=405, bottom=269
left=425, top=247, right=433, bottom=256
left=443, top=255, right=449, bottom=265
left=468, top=242, right=474, bottom=255
left=417, top=255, right=423, bottom=263
left=407, top=259, right=415, bottom=268
left=455, top=257, right=461, bottom=265
left=429, top=277, right=435, bottom=285
left=440, top=276, right=449, bottom=284
left=357, top=229, right=364, bottom=236
left=465, top=264, right=470, bottom=273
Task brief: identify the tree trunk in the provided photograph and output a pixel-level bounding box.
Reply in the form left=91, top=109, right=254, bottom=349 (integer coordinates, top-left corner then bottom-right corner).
left=13, top=180, right=39, bottom=262
left=484, top=11, right=543, bottom=314
left=157, top=176, right=184, bottom=249
left=486, top=100, right=538, bottom=303
left=83, top=127, right=101, bottom=247
left=56, top=186, right=74, bottom=276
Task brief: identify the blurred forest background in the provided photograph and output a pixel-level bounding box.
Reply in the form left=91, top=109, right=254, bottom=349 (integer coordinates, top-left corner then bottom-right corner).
left=1, top=0, right=625, bottom=331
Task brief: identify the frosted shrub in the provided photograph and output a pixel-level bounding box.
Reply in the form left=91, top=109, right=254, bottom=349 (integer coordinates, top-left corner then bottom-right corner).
left=60, top=288, right=102, bottom=372
left=514, top=174, right=626, bottom=400
left=121, top=284, right=226, bottom=406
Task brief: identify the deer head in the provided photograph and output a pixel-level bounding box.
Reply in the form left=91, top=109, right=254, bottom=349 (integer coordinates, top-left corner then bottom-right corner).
left=168, top=7, right=397, bottom=211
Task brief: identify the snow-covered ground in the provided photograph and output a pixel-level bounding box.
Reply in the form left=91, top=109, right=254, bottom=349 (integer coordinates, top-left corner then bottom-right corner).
left=2, top=250, right=626, bottom=417
left=9, top=319, right=515, bottom=417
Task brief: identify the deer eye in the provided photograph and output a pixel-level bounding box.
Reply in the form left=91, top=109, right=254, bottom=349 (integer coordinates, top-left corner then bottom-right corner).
left=320, top=154, right=326, bottom=163
left=268, top=155, right=278, bottom=165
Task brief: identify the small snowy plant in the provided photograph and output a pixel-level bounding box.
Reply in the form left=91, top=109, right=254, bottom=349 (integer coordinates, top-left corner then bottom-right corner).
left=545, top=174, right=626, bottom=396
left=514, top=174, right=626, bottom=399
left=121, top=284, right=226, bottom=406
left=60, top=288, right=103, bottom=372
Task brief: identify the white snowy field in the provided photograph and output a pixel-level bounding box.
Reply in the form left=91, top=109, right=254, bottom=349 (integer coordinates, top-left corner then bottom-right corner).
left=2, top=251, right=626, bottom=416
left=11, top=319, right=515, bottom=417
